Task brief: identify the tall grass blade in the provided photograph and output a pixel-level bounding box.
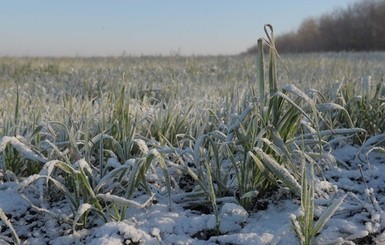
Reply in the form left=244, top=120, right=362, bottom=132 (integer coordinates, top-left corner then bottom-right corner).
left=0, top=207, right=20, bottom=245
left=312, top=194, right=346, bottom=235
left=257, top=38, right=265, bottom=106
left=273, top=92, right=314, bottom=124
left=264, top=24, right=277, bottom=95
left=14, top=85, right=19, bottom=128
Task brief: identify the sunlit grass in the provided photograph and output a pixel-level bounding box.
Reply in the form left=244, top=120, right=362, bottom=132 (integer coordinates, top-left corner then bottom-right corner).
left=0, top=27, right=384, bottom=243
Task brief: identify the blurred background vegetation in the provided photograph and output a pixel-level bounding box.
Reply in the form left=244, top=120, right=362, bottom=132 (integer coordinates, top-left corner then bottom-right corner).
left=245, top=0, right=385, bottom=53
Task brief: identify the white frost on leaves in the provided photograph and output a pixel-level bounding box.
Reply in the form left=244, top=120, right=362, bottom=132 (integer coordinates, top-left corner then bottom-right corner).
left=106, top=158, right=121, bottom=169
left=72, top=158, right=92, bottom=174
left=73, top=203, right=93, bottom=232
left=1, top=142, right=384, bottom=244
left=0, top=136, right=47, bottom=163
left=97, top=193, right=154, bottom=209
left=134, top=139, right=149, bottom=154
left=124, top=159, right=136, bottom=168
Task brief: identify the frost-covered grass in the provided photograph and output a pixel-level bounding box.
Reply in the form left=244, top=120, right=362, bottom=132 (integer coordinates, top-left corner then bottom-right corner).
left=1, top=27, right=385, bottom=244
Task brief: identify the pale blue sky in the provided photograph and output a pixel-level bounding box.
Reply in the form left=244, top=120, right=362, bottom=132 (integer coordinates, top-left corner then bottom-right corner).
left=0, top=0, right=357, bottom=57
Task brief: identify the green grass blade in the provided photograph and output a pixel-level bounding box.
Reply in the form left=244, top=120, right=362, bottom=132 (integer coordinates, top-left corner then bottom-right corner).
left=257, top=38, right=265, bottom=106
left=291, top=214, right=305, bottom=244
left=248, top=151, right=278, bottom=185
left=14, top=85, right=19, bottom=127
left=253, top=147, right=301, bottom=196
left=273, top=92, right=314, bottom=124
left=312, top=194, right=346, bottom=236
left=72, top=203, right=92, bottom=232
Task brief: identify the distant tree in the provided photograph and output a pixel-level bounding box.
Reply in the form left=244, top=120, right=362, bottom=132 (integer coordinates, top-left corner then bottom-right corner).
left=296, top=18, right=321, bottom=51
left=245, top=0, right=385, bottom=54
left=275, top=32, right=298, bottom=52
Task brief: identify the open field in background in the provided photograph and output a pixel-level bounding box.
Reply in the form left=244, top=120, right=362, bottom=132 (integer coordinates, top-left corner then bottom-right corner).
left=1, top=52, right=384, bottom=140
left=0, top=47, right=385, bottom=244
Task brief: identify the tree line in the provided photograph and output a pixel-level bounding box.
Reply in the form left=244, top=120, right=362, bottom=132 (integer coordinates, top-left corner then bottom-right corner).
left=246, top=0, right=385, bottom=53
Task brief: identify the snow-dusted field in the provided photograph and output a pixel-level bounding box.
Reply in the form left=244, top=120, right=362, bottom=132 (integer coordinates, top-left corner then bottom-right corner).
left=1, top=142, right=385, bottom=244
left=0, top=53, right=385, bottom=244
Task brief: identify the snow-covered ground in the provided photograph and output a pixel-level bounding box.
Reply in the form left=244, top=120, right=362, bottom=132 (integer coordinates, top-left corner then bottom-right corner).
left=1, top=142, right=385, bottom=244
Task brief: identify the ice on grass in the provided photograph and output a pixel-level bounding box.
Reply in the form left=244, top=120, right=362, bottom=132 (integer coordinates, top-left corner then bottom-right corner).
left=72, top=158, right=92, bottom=174
left=134, top=139, right=149, bottom=154
left=106, top=158, right=121, bottom=169
left=0, top=136, right=47, bottom=163
left=73, top=203, right=92, bottom=232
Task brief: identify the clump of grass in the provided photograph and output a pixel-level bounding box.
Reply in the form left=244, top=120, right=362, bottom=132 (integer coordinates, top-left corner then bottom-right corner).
left=291, top=156, right=346, bottom=245
left=161, top=25, right=363, bottom=217
left=334, top=76, right=385, bottom=137
left=0, top=135, right=46, bottom=177
left=18, top=153, right=161, bottom=230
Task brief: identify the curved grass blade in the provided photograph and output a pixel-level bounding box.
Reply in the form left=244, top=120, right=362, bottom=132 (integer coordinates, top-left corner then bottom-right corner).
left=97, top=193, right=155, bottom=208
left=316, top=102, right=354, bottom=128
left=0, top=207, right=20, bottom=245
left=72, top=203, right=92, bottom=232
left=273, top=92, right=314, bottom=124
left=0, top=136, right=47, bottom=163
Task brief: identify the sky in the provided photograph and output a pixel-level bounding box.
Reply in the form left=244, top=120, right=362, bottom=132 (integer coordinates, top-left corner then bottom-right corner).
left=0, top=0, right=358, bottom=57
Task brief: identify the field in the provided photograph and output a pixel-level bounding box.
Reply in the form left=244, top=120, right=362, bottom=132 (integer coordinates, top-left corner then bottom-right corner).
left=1, top=43, right=385, bottom=244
